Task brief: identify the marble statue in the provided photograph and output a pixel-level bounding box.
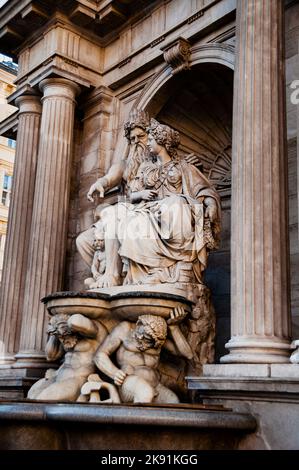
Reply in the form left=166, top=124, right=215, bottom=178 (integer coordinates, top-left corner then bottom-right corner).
left=84, top=222, right=106, bottom=289
left=76, top=109, right=151, bottom=286
left=28, top=313, right=107, bottom=401
left=93, top=307, right=193, bottom=404
left=28, top=109, right=221, bottom=403
left=290, top=340, right=299, bottom=363
left=77, top=373, right=121, bottom=403
left=77, top=112, right=221, bottom=288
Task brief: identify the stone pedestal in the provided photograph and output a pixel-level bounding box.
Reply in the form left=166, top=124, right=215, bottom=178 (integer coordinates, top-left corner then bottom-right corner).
left=187, top=369, right=299, bottom=449
left=0, top=402, right=256, bottom=450
left=222, top=0, right=291, bottom=363
left=0, top=93, right=42, bottom=367
left=15, top=79, right=80, bottom=368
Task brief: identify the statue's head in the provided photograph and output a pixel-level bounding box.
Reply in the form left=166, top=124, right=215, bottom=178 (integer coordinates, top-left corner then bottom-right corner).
left=147, top=118, right=180, bottom=159
left=124, top=109, right=150, bottom=146
left=134, top=314, right=168, bottom=351
left=124, top=109, right=151, bottom=183
left=93, top=231, right=105, bottom=251
left=93, top=220, right=105, bottom=250
left=47, top=314, right=77, bottom=351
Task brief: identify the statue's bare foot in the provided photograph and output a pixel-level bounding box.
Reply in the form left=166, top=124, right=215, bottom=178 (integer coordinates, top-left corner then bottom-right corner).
left=96, top=273, right=122, bottom=288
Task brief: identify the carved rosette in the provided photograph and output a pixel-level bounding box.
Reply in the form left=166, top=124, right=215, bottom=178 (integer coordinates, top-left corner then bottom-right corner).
left=162, top=37, right=191, bottom=75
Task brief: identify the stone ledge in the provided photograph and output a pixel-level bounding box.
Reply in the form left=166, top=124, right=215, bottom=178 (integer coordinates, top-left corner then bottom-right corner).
left=187, top=376, right=299, bottom=399
left=202, top=364, right=271, bottom=377
left=200, top=363, right=299, bottom=378
left=0, top=401, right=257, bottom=450
left=271, top=364, right=299, bottom=378
left=0, top=401, right=256, bottom=430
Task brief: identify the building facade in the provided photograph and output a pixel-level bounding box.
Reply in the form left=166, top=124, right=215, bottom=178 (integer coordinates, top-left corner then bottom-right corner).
left=0, top=0, right=298, bottom=450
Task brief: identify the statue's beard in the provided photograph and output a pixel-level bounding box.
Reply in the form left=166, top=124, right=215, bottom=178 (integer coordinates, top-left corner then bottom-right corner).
left=126, top=143, right=150, bottom=183
left=60, top=335, right=78, bottom=351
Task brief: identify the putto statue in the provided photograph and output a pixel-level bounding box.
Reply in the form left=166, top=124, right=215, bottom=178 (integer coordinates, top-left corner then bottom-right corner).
left=28, top=110, right=221, bottom=404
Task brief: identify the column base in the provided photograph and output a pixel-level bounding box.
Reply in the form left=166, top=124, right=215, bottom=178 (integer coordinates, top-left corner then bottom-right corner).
left=0, top=367, right=47, bottom=399
left=221, top=336, right=291, bottom=364
left=0, top=353, right=15, bottom=369
left=14, top=351, right=49, bottom=369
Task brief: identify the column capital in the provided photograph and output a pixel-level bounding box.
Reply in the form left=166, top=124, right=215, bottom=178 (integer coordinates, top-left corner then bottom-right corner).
left=39, top=78, right=81, bottom=103
left=15, top=94, right=42, bottom=115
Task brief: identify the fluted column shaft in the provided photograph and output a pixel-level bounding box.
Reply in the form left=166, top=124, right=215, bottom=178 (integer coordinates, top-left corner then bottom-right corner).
left=222, top=0, right=291, bottom=363
left=0, top=94, right=41, bottom=366
left=15, top=79, right=80, bottom=366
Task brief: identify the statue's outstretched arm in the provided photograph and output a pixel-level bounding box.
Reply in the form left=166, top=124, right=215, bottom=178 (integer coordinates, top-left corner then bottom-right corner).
left=94, top=322, right=129, bottom=385
left=87, top=161, right=126, bottom=202
left=164, top=307, right=193, bottom=360
left=68, top=314, right=97, bottom=338
left=45, top=335, right=64, bottom=361
left=167, top=325, right=193, bottom=360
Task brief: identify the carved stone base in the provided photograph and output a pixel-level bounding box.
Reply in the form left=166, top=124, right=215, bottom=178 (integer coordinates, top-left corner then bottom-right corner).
left=43, top=286, right=194, bottom=322
left=0, top=402, right=257, bottom=450
left=29, top=285, right=216, bottom=404
left=221, top=337, right=291, bottom=364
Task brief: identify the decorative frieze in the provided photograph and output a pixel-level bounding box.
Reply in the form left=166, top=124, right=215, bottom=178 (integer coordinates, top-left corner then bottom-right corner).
left=187, top=11, right=204, bottom=24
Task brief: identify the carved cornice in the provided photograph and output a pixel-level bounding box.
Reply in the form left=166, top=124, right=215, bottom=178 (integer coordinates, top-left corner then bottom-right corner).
left=0, top=110, right=18, bottom=139
left=0, top=0, right=156, bottom=57
left=161, top=37, right=191, bottom=75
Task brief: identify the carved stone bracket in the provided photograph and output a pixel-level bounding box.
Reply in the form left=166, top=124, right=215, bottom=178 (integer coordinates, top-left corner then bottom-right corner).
left=161, top=37, right=191, bottom=75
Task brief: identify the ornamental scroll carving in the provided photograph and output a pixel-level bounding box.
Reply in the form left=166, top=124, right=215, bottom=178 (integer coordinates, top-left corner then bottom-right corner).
left=161, top=37, right=191, bottom=75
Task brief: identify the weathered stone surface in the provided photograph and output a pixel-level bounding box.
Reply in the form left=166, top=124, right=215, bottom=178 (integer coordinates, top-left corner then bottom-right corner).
left=190, top=377, right=299, bottom=449
left=202, top=364, right=270, bottom=378
left=0, top=402, right=256, bottom=450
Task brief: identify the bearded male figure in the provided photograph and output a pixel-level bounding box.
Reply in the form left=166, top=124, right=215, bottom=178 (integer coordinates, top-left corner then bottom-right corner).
left=76, top=109, right=151, bottom=287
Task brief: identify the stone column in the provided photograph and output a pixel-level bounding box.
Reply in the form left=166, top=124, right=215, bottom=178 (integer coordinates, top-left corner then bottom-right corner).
left=0, top=93, right=41, bottom=366
left=15, top=79, right=80, bottom=368
left=221, top=0, right=291, bottom=364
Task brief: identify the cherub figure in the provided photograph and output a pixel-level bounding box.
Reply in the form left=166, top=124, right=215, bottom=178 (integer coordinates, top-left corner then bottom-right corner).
left=290, top=339, right=299, bottom=364
left=84, top=223, right=106, bottom=289
left=27, top=313, right=107, bottom=401
left=94, top=307, right=193, bottom=404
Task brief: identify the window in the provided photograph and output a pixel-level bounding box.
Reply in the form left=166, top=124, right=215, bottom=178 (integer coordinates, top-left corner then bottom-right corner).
left=7, top=139, right=16, bottom=149
left=2, top=173, right=12, bottom=207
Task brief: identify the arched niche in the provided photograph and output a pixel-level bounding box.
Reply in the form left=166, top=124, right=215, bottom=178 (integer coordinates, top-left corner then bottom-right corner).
left=135, top=43, right=234, bottom=112
left=114, top=43, right=234, bottom=360
left=114, top=43, right=235, bottom=196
